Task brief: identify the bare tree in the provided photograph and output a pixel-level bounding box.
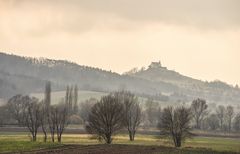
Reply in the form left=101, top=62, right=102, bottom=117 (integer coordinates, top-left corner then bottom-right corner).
left=115, top=91, right=142, bottom=141
left=86, top=94, right=124, bottom=144
left=73, top=85, right=79, bottom=114
left=45, top=81, right=51, bottom=113
left=225, top=105, right=234, bottom=132
left=206, top=114, right=219, bottom=131
left=48, top=88, right=70, bottom=143
left=159, top=106, right=192, bottom=147
left=79, top=98, right=97, bottom=122
left=0, top=106, right=9, bottom=126
left=24, top=97, right=41, bottom=141
left=145, top=98, right=160, bottom=127
left=39, top=101, right=48, bottom=142
left=233, top=113, right=240, bottom=132
left=52, top=102, right=69, bottom=142
left=7, top=95, right=41, bottom=141
left=191, top=98, right=208, bottom=129
left=124, top=101, right=141, bottom=141
left=65, top=85, right=70, bottom=109
left=216, top=105, right=225, bottom=130
left=69, top=86, right=73, bottom=114
left=48, top=105, right=56, bottom=142
left=0, top=107, right=3, bottom=126
left=7, top=95, right=28, bottom=125
left=65, top=85, right=73, bottom=115
left=43, top=81, right=51, bottom=142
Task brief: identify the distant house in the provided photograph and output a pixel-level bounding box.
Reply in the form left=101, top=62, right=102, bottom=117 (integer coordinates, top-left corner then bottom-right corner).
left=148, top=61, right=167, bottom=69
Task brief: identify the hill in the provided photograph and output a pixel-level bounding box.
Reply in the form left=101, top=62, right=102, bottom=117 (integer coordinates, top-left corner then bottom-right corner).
left=0, top=52, right=177, bottom=100
left=0, top=52, right=240, bottom=104
left=126, top=61, right=240, bottom=104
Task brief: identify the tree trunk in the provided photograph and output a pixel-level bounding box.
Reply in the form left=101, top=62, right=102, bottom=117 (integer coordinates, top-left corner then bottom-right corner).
left=196, top=118, right=200, bottom=129
left=220, top=119, right=223, bottom=130
left=57, top=133, right=62, bottom=143
left=32, top=133, right=37, bottom=142
left=175, top=136, right=181, bottom=147
left=172, top=135, right=177, bottom=147
left=129, top=134, right=133, bottom=141
left=106, top=139, right=111, bottom=144
left=106, top=134, right=112, bottom=144
left=43, top=133, right=47, bottom=142
left=129, top=131, right=135, bottom=141
left=57, top=136, right=61, bottom=142
left=42, top=127, right=47, bottom=142
left=228, top=120, right=232, bottom=132
left=51, top=132, right=55, bottom=142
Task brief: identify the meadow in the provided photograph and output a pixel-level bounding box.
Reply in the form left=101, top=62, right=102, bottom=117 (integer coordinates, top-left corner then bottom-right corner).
left=0, top=132, right=240, bottom=153
left=31, top=90, right=107, bottom=104
left=30, top=90, right=177, bottom=108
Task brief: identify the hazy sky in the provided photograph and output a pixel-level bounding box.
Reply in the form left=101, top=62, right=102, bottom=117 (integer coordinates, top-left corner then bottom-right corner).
left=1, top=0, right=240, bottom=85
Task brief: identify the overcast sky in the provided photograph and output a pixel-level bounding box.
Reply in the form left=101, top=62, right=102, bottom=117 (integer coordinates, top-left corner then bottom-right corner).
left=1, top=0, right=240, bottom=85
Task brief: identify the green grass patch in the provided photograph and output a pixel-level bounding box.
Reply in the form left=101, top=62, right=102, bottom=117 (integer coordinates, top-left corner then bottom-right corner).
left=185, top=137, right=240, bottom=153
left=0, top=140, right=60, bottom=153
left=0, top=133, right=240, bottom=153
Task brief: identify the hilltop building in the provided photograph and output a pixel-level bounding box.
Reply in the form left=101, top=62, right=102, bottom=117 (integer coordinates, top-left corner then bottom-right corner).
left=148, top=61, right=167, bottom=69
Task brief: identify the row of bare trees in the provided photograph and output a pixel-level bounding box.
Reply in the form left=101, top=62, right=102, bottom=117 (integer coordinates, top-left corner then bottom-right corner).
left=4, top=83, right=240, bottom=148
left=66, top=85, right=79, bottom=115
left=6, top=82, right=71, bottom=142
left=85, top=91, right=193, bottom=147
left=84, top=91, right=191, bottom=147
left=190, top=98, right=239, bottom=132
left=157, top=98, right=239, bottom=147
left=85, top=96, right=240, bottom=147
left=215, top=105, right=234, bottom=131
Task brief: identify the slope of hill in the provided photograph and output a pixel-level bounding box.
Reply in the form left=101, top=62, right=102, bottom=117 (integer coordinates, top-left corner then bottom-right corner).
left=0, top=52, right=240, bottom=104
left=0, top=52, right=178, bottom=100
left=125, top=62, right=240, bottom=104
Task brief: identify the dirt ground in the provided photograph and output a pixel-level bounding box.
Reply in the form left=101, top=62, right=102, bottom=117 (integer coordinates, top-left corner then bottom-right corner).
left=10, top=144, right=238, bottom=154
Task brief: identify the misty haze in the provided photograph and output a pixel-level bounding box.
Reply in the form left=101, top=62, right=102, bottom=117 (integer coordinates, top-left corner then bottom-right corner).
left=0, top=0, right=240, bottom=154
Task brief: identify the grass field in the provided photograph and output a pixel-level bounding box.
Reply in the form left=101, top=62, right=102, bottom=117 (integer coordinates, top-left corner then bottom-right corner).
left=31, top=90, right=107, bottom=104
left=30, top=90, right=173, bottom=107
left=0, top=133, right=240, bottom=153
